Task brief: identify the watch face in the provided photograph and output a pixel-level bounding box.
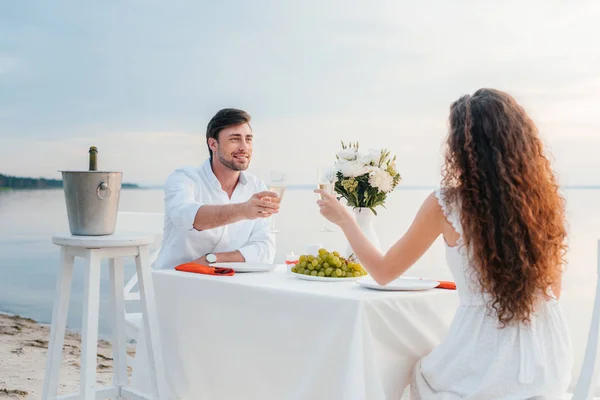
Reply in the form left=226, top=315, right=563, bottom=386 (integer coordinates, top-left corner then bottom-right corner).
left=206, top=254, right=217, bottom=263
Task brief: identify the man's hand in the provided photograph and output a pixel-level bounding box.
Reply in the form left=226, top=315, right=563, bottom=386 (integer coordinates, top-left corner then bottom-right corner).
left=192, top=255, right=209, bottom=265
left=242, top=191, right=280, bottom=220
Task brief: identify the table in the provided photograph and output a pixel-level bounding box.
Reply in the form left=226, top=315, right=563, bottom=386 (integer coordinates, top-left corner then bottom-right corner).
left=131, top=267, right=459, bottom=400
left=43, top=232, right=167, bottom=400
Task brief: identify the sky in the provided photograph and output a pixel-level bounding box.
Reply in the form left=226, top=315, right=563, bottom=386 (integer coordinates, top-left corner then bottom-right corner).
left=1, top=1, right=599, bottom=186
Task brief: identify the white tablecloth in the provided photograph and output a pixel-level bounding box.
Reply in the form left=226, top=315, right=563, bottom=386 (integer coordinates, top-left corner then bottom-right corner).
left=131, top=267, right=459, bottom=400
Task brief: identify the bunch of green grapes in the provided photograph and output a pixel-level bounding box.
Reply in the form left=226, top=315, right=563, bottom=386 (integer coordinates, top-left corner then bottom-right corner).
left=291, top=248, right=368, bottom=278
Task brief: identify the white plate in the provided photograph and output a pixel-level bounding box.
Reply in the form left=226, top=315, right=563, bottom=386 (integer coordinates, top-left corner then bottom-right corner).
left=291, top=271, right=366, bottom=282
left=211, top=262, right=277, bottom=273
left=357, top=277, right=439, bottom=291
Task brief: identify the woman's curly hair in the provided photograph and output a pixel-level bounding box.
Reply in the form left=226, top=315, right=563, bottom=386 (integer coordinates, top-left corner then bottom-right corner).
left=442, top=88, right=567, bottom=326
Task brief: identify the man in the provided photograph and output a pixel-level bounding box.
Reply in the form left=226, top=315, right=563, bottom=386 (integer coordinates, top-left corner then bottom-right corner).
left=153, top=108, right=278, bottom=270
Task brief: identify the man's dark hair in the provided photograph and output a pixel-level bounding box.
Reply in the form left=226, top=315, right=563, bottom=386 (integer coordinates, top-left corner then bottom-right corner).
left=206, top=108, right=252, bottom=160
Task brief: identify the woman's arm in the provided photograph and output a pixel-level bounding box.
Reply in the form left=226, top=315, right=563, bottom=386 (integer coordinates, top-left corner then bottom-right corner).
left=317, top=191, right=445, bottom=285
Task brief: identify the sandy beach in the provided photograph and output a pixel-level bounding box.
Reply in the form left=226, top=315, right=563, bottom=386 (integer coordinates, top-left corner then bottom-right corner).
left=0, top=313, right=134, bottom=400
left=1, top=312, right=412, bottom=399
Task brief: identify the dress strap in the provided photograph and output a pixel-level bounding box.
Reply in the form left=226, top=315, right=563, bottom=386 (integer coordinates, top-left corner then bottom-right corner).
left=434, top=188, right=463, bottom=241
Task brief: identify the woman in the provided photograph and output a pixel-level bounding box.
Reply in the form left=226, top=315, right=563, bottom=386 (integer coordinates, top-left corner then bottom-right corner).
left=316, top=88, right=573, bottom=399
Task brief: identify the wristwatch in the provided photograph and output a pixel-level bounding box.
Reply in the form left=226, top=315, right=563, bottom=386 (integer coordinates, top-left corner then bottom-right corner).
left=206, top=253, right=217, bottom=264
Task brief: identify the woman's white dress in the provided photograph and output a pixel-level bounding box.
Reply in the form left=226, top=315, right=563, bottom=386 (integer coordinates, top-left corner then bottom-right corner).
left=410, top=189, right=574, bottom=399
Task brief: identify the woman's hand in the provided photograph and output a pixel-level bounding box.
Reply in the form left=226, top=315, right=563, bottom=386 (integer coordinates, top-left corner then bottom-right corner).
left=314, top=189, right=354, bottom=227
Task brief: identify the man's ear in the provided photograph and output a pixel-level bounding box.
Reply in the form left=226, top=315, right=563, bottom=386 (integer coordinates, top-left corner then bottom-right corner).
left=208, top=137, right=218, bottom=153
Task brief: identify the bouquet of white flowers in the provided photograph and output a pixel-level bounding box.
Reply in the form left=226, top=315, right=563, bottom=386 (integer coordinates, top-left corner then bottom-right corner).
left=333, top=142, right=401, bottom=215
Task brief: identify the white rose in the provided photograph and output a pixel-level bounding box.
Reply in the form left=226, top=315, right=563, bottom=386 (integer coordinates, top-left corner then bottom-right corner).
left=334, top=159, right=369, bottom=178
left=359, top=149, right=382, bottom=166
left=368, top=168, right=394, bottom=193
left=364, top=165, right=379, bottom=174
left=337, top=148, right=358, bottom=161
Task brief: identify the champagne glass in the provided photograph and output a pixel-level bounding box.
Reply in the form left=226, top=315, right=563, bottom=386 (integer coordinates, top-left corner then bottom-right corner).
left=317, top=166, right=336, bottom=232
left=267, top=170, right=286, bottom=233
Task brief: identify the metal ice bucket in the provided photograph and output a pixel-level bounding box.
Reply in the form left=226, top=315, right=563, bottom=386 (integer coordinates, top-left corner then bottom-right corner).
left=61, top=171, right=123, bottom=236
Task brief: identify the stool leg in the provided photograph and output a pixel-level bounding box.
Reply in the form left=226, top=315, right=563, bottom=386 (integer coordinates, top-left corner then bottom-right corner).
left=42, top=247, right=75, bottom=400
left=80, top=250, right=102, bottom=400
left=108, top=257, right=128, bottom=392
left=135, top=245, right=167, bottom=399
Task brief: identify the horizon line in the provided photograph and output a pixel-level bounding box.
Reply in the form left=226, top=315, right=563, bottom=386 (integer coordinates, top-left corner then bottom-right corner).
left=134, top=184, right=600, bottom=190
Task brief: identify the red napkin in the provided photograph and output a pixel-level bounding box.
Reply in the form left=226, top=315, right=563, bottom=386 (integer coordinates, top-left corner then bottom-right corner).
left=175, top=262, right=235, bottom=276
left=436, top=280, right=456, bottom=290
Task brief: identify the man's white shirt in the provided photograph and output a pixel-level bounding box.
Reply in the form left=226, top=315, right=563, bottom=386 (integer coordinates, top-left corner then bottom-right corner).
left=153, top=160, right=276, bottom=270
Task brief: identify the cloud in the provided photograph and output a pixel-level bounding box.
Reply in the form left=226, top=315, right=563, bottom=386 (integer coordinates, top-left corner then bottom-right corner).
left=0, top=1, right=599, bottom=184
left=0, top=54, right=20, bottom=75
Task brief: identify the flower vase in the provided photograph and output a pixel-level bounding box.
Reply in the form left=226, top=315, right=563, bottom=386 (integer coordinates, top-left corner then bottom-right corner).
left=345, top=207, right=381, bottom=262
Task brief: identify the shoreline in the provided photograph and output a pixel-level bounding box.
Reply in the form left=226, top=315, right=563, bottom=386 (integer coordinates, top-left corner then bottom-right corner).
left=0, top=313, right=134, bottom=399
left=0, top=311, right=113, bottom=342
left=0, top=187, right=145, bottom=191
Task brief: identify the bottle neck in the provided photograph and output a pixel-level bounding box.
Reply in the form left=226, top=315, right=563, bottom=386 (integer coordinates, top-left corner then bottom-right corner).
left=89, top=147, right=98, bottom=171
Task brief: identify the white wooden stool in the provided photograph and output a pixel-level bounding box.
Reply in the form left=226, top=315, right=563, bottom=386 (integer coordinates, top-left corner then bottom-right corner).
left=42, top=232, right=167, bottom=400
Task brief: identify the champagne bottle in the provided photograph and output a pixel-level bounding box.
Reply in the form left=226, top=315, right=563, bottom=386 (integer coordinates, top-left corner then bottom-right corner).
left=89, top=146, right=98, bottom=171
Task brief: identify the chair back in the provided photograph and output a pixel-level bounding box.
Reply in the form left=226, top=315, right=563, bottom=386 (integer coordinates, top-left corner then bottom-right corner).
left=116, top=211, right=165, bottom=241
left=115, top=211, right=165, bottom=304
left=571, top=239, right=600, bottom=399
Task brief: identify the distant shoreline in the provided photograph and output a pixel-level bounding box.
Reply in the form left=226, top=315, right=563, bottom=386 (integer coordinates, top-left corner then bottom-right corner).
left=0, top=173, right=140, bottom=190
left=0, top=186, right=146, bottom=191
